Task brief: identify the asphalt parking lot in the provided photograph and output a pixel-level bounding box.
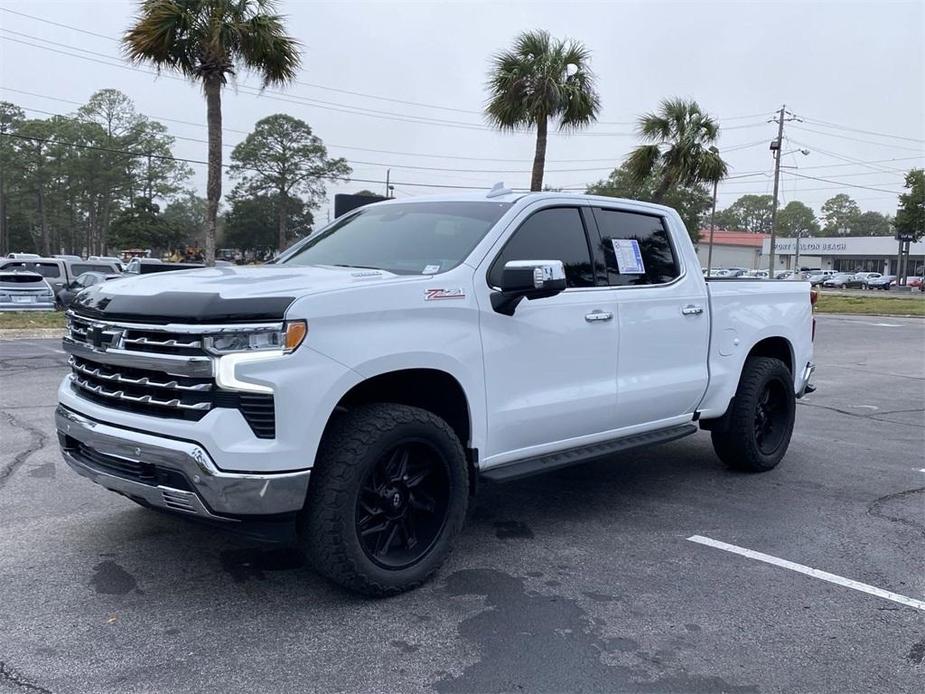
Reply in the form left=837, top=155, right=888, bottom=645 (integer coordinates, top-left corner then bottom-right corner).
left=1, top=314, right=923, bottom=694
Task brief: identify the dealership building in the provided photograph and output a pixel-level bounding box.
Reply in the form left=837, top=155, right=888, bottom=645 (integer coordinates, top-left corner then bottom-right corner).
left=697, top=230, right=925, bottom=275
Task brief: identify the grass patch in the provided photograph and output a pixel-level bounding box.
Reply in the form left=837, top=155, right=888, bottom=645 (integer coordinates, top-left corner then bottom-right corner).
left=0, top=311, right=66, bottom=329
left=815, top=294, right=925, bottom=316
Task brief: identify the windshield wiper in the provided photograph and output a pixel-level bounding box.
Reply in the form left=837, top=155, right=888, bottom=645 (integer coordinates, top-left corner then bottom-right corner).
left=330, top=263, right=384, bottom=271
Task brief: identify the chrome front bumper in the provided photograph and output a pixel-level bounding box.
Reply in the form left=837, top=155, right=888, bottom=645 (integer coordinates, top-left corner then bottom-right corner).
left=55, top=406, right=310, bottom=520
left=797, top=361, right=816, bottom=398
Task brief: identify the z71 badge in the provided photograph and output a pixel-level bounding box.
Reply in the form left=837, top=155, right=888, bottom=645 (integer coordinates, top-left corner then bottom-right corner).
left=425, top=288, right=466, bottom=301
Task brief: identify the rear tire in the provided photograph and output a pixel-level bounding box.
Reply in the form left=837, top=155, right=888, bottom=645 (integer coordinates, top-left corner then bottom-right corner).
left=711, top=357, right=796, bottom=472
left=302, top=403, right=469, bottom=597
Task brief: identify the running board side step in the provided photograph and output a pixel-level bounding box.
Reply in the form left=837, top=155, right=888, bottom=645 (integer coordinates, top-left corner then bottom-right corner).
left=481, top=424, right=698, bottom=483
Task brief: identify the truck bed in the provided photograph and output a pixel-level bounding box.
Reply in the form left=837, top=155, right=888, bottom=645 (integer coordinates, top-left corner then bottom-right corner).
left=697, top=279, right=814, bottom=420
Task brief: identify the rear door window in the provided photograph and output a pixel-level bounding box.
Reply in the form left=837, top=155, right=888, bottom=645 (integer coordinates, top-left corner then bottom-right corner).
left=0, top=261, right=61, bottom=278
left=591, top=208, right=680, bottom=286
left=71, top=263, right=115, bottom=275
left=489, top=207, right=595, bottom=289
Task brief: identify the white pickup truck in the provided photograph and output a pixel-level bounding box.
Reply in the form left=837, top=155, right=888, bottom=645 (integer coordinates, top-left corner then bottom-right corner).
left=55, top=191, right=815, bottom=596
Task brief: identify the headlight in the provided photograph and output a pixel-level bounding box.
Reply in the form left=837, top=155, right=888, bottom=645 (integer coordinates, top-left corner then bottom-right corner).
left=204, top=320, right=307, bottom=355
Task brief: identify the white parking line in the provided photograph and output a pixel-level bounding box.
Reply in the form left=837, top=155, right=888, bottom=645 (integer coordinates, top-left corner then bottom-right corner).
left=687, top=535, right=925, bottom=611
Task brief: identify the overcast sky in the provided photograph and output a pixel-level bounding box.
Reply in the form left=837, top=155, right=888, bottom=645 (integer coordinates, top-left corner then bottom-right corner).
left=0, top=0, right=922, bottom=225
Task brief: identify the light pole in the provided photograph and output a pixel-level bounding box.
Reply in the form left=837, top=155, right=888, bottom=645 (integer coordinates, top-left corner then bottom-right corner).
left=793, top=228, right=806, bottom=275
left=706, top=177, right=719, bottom=277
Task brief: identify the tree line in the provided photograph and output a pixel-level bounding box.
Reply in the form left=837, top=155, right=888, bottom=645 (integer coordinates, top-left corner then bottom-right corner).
left=0, top=91, right=348, bottom=257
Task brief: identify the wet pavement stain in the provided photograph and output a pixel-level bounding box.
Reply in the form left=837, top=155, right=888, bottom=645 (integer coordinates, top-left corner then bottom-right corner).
left=583, top=591, right=620, bottom=603
left=435, top=568, right=757, bottom=694
left=219, top=546, right=304, bottom=583
left=28, top=462, right=56, bottom=479
left=90, top=560, right=138, bottom=595
left=390, top=640, right=420, bottom=653
left=907, top=640, right=925, bottom=665
left=493, top=520, right=534, bottom=539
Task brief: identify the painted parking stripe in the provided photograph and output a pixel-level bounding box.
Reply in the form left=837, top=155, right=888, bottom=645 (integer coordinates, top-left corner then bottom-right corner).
left=687, top=535, right=925, bottom=611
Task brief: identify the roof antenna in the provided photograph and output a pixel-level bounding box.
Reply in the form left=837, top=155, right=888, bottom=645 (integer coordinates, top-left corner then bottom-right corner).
left=486, top=181, right=512, bottom=198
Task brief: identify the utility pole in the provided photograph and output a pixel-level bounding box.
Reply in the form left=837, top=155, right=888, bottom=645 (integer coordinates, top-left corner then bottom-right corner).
left=767, top=105, right=786, bottom=274
left=146, top=152, right=153, bottom=202
left=706, top=178, right=718, bottom=277
left=385, top=169, right=391, bottom=198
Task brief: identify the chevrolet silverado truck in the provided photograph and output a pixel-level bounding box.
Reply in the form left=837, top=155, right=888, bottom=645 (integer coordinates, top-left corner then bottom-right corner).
left=55, top=191, right=815, bottom=596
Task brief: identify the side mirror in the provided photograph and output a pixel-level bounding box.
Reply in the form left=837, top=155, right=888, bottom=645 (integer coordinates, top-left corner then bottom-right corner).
left=491, top=260, right=567, bottom=315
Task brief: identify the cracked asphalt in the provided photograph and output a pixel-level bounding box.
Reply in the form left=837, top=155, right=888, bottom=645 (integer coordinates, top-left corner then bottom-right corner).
left=0, top=314, right=923, bottom=693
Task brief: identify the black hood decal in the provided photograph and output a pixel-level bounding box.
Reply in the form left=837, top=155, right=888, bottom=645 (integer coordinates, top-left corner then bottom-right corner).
left=72, top=285, right=295, bottom=324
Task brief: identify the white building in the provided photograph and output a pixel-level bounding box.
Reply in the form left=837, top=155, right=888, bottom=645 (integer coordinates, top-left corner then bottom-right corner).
left=760, top=236, right=925, bottom=275
left=696, top=230, right=766, bottom=269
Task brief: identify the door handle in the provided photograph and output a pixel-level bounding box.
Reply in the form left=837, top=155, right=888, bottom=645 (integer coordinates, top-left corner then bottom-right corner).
left=681, top=304, right=704, bottom=315
left=585, top=310, right=613, bottom=322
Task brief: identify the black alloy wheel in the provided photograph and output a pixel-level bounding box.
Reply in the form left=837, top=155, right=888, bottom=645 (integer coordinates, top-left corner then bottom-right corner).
left=356, top=440, right=450, bottom=569
left=753, top=380, right=789, bottom=456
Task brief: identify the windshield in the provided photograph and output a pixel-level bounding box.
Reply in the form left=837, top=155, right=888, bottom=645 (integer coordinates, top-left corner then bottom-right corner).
left=281, top=201, right=512, bottom=275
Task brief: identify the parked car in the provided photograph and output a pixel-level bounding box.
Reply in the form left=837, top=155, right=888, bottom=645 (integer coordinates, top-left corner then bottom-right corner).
left=0, top=257, right=120, bottom=295
left=867, top=275, right=896, bottom=290
left=823, top=273, right=864, bottom=289
left=55, top=272, right=122, bottom=308
left=56, top=191, right=816, bottom=596
left=854, top=272, right=882, bottom=284
left=5, top=252, right=41, bottom=259
left=124, top=257, right=204, bottom=274
left=744, top=269, right=770, bottom=279
left=88, top=255, right=126, bottom=272
left=775, top=270, right=794, bottom=280
left=906, top=276, right=923, bottom=289
left=0, top=270, right=55, bottom=311
left=808, top=273, right=831, bottom=287
left=53, top=254, right=83, bottom=262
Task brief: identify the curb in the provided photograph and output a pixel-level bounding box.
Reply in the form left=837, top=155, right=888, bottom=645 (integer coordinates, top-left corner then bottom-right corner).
left=0, top=328, right=66, bottom=341
left=815, top=312, right=923, bottom=319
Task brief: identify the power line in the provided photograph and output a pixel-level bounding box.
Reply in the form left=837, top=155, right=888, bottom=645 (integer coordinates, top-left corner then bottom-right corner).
left=0, top=29, right=768, bottom=139
left=13, top=102, right=631, bottom=175
left=0, top=6, right=119, bottom=42
left=783, top=171, right=901, bottom=194
left=0, top=130, right=502, bottom=190
left=799, top=116, right=925, bottom=144
left=788, top=125, right=924, bottom=153
left=0, top=86, right=638, bottom=164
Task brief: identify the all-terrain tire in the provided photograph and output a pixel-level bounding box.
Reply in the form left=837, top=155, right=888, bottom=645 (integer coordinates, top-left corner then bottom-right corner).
left=711, top=356, right=796, bottom=472
left=302, top=403, right=469, bottom=597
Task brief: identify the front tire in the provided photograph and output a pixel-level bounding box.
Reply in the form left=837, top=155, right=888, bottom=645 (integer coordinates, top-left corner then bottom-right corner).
left=711, top=357, right=796, bottom=472
left=302, top=403, right=469, bottom=597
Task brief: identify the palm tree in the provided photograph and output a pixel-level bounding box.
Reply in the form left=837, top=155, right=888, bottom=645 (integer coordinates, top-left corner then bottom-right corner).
left=123, top=0, right=300, bottom=265
left=486, top=30, right=600, bottom=192
left=626, top=98, right=728, bottom=202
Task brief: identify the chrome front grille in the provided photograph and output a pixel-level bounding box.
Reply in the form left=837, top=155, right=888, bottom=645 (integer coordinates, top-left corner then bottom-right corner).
left=69, top=357, right=211, bottom=392
left=66, top=313, right=209, bottom=357
left=63, top=312, right=277, bottom=437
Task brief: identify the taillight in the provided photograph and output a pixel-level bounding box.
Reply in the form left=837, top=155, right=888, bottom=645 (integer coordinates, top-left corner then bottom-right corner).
left=810, top=290, right=817, bottom=341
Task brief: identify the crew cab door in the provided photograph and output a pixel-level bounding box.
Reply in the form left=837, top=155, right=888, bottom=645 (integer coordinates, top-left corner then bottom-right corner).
left=587, top=205, right=710, bottom=427
left=477, top=205, right=618, bottom=466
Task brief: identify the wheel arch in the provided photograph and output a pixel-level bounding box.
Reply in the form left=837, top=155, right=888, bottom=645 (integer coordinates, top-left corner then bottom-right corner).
left=319, top=368, right=478, bottom=493
left=700, top=335, right=795, bottom=432
left=745, top=336, right=794, bottom=375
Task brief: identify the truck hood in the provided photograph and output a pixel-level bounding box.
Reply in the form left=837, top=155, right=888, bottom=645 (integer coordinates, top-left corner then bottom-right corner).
left=71, top=264, right=411, bottom=323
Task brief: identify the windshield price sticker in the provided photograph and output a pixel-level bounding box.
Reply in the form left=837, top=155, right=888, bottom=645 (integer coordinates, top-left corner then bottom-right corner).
left=423, top=264, right=441, bottom=274
left=612, top=239, right=645, bottom=274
